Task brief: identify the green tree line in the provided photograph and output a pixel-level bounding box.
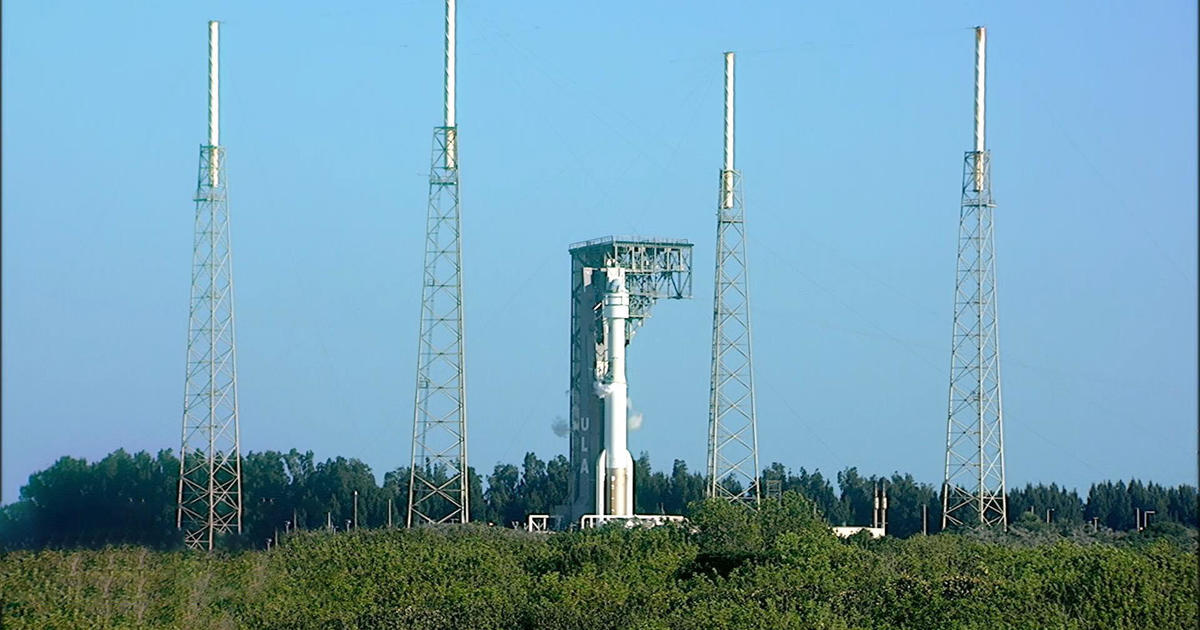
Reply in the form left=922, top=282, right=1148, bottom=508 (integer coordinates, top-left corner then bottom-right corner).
left=0, top=447, right=1195, bottom=550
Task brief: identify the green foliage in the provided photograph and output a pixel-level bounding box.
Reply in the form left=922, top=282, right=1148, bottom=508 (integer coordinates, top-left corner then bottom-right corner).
left=2, top=448, right=1197, bottom=555
left=1008, top=481, right=1086, bottom=525
left=1, top=450, right=180, bottom=549
left=3, top=448, right=1196, bottom=627
left=3, top=516, right=1195, bottom=629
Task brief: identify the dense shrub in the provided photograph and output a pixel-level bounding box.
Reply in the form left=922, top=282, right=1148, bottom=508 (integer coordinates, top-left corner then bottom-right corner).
left=2, top=492, right=1196, bottom=629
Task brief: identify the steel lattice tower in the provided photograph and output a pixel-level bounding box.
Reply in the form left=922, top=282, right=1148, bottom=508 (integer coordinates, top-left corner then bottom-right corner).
left=177, top=20, right=243, bottom=550
left=408, top=0, right=469, bottom=526
left=942, top=27, right=1007, bottom=528
left=707, top=52, right=760, bottom=504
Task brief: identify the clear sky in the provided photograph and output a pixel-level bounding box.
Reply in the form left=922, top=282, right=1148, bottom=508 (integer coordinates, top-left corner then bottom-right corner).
left=3, top=2, right=1196, bottom=504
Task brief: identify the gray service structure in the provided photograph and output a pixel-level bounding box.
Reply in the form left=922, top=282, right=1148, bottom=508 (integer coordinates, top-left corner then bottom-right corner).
left=563, top=237, right=693, bottom=525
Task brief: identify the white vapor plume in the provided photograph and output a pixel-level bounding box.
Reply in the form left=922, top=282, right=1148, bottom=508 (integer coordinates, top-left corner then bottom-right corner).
left=551, top=416, right=569, bottom=438
left=627, top=397, right=643, bottom=431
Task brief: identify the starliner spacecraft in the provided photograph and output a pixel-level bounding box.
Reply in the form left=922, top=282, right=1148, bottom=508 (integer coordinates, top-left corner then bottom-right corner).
left=563, top=237, right=693, bottom=525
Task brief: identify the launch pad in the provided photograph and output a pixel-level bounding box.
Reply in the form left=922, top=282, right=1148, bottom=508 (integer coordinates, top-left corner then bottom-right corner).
left=580, top=514, right=688, bottom=529
left=563, top=236, right=693, bottom=526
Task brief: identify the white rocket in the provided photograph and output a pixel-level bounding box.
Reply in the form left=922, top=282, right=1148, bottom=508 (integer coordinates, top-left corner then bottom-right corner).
left=595, top=268, right=634, bottom=516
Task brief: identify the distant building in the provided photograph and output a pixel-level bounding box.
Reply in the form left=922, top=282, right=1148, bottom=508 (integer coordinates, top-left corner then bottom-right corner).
left=831, top=526, right=885, bottom=539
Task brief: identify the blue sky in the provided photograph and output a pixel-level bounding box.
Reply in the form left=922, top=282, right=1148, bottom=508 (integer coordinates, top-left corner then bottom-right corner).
left=3, top=2, right=1196, bottom=504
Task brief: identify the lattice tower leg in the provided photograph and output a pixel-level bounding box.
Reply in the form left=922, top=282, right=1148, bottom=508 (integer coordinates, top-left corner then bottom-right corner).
left=707, top=169, right=761, bottom=504
left=177, top=145, right=243, bottom=550
left=941, top=150, right=1007, bottom=528
left=407, top=127, right=469, bottom=526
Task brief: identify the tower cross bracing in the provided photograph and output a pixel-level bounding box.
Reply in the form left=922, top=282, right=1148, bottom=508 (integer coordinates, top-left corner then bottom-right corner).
left=408, top=0, right=469, bottom=526
left=942, top=26, right=1007, bottom=528
left=707, top=52, right=760, bottom=504
left=177, top=20, right=242, bottom=551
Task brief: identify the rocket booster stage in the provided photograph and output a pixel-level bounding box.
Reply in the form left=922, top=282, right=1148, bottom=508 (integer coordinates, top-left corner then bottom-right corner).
left=595, top=268, right=634, bottom=516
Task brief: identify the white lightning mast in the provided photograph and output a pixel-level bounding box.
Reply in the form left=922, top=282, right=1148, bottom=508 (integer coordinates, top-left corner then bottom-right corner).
left=409, top=0, right=470, bottom=526
left=708, top=51, right=761, bottom=504
left=444, top=0, right=457, bottom=168
left=973, top=26, right=986, bottom=190
left=942, top=26, right=1007, bottom=529
left=721, top=52, right=735, bottom=209
left=178, top=20, right=243, bottom=550
left=208, top=20, right=220, bottom=186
